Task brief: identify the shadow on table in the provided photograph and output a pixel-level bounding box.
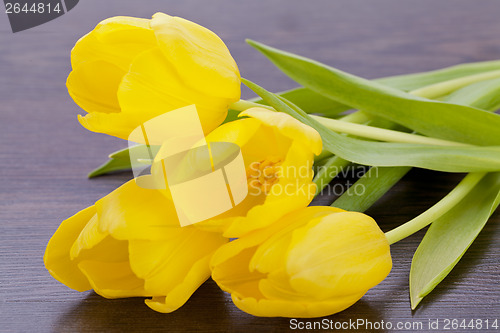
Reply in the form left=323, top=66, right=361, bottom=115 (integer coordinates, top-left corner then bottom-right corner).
left=53, top=280, right=384, bottom=332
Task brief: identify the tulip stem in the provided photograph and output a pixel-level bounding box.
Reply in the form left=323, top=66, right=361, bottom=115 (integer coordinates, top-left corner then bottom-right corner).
left=230, top=99, right=274, bottom=112
left=384, top=172, right=487, bottom=245
left=310, top=116, right=469, bottom=147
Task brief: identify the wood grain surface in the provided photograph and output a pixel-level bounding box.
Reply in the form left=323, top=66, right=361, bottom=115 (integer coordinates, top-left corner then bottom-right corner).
left=0, top=1, right=499, bottom=332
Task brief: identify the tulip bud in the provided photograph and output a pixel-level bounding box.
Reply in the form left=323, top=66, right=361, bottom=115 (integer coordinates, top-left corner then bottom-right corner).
left=44, top=176, right=227, bottom=313
left=211, top=206, right=392, bottom=318
left=187, top=108, right=323, bottom=237
left=67, top=13, right=240, bottom=139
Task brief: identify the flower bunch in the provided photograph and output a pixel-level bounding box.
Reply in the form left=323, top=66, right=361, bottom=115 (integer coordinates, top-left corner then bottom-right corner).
left=46, top=12, right=500, bottom=317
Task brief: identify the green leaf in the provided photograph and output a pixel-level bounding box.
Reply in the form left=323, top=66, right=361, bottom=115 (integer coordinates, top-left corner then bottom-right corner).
left=247, top=39, right=500, bottom=146
left=330, top=75, right=500, bottom=212
left=250, top=86, right=348, bottom=116
left=250, top=59, right=500, bottom=116
left=88, top=145, right=159, bottom=178
left=333, top=167, right=411, bottom=212
left=242, top=78, right=500, bottom=173
left=313, top=156, right=351, bottom=195
left=445, top=77, right=500, bottom=112
left=377, top=59, right=500, bottom=91
left=223, top=108, right=245, bottom=123
left=88, top=157, right=134, bottom=178
left=410, top=172, right=500, bottom=309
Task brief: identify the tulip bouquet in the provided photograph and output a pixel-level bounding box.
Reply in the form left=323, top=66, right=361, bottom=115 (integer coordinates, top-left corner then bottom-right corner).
left=45, top=13, right=500, bottom=317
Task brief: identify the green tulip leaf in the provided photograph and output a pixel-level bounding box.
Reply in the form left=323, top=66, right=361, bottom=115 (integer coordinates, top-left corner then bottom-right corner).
left=251, top=59, right=500, bottom=116
left=250, top=86, right=346, bottom=116
left=330, top=75, right=500, bottom=211
left=87, top=157, right=134, bottom=178
left=246, top=39, right=500, bottom=146
left=410, top=172, right=500, bottom=309
left=445, top=77, right=500, bottom=112
left=243, top=78, right=500, bottom=173
left=333, top=167, right=411, bottom=212
left=88, top=145, right=159, bottom=178
left=376, top=59, right=500, bottom=92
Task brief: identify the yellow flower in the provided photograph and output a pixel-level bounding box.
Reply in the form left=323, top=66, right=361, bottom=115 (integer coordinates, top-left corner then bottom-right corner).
left=67, top=13, right=241, bottom=140
left=211, top=206, right=392, bottom=318
left=44, top=176, right=227, bottom=313
left=155, top=107, right=322, bottom=237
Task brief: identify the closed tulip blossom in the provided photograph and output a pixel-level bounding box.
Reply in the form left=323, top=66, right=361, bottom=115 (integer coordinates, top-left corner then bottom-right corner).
left=211, top=206, right=392, bottom=318
left=67, top=13, right=241, bottom=139
left=44, top=176, right=227, bottom=313
left=169, top=107, right=323, bottom=237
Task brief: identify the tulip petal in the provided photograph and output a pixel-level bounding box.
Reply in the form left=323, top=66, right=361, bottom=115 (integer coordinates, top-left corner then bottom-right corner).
left=117, top=48, right=229, bottom=136
left=207, top=118, right=281, bottom=167
left=274, top=140, right=315, bottom=187
left=250, top=206, right=344, bottom=273
left=238, top=123, right=291, bottom=166
left=44, top=206, right=95, bottom=292
left=70, top=214, right=107, bottom=260
left=71, top=16, right=156, bottom=71
left=95, top=177, right=181, bottom=240
left=69, top=213, right=130, bottom=264
left=211, top=209, right=332, bottom=297
left=241, top=108, right=323, bottom=155
left=151, top=13, right=240, bottom=100
left=193, top=191, right=265, bottom=235
left=77, top=112, right=139, bottom=139
left=130, top=229, right=227, bottom=313
left=223, top=140, right=319, bottom=236
left=287, top=212, right=392, bottom=298
left=224, top=181, right=314, bottom=237
left=78, top=260, right=147, bottom=298
left=128, top=228, right=226, bottom=294
left=67, top=60, right=124, bottom=115
left=144, top=254, right=211, bottom=313
left=232, top=293, right=363, bottom=318
left=206, top=118, right=261, bottom=152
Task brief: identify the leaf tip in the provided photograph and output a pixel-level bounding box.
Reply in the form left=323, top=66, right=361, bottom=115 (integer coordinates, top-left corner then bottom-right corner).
left=87, top=170, right=99, bottom=179
left=245, top=39, right=259, bottom=47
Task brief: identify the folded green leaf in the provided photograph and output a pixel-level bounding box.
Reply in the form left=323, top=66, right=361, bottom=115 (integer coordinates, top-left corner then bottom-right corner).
left=247, top=39, right=500, bottom=146
left=243, top=78, right=500, bottom=172
left=410, top=172, right=500, bottom=309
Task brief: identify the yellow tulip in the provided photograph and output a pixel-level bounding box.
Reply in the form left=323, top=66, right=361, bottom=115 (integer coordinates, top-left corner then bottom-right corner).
left=44, top=176, right=227, bottom=313
left=67, top=13, right=241, bottom=140
left=153, top=107, right=322, bottom=237
left=211, top=206, right=392, bottom=318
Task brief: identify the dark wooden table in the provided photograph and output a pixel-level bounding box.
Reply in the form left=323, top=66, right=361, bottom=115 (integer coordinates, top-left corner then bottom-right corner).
left=1, top=1, right=499, bottom=332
